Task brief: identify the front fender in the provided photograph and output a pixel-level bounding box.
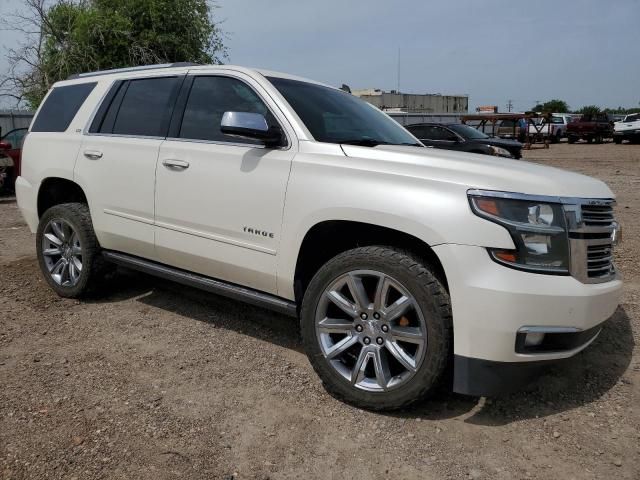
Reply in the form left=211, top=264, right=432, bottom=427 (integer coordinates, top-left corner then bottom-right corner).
left=276, top=149, right=513, bottom=299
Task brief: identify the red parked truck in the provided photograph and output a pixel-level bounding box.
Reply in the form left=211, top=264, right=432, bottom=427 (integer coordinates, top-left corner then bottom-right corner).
left=566, top=113, right=614, bottom=144
left=0, top=127, right=28, bottom=193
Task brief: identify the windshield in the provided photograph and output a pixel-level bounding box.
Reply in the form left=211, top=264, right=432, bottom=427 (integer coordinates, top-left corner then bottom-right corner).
left=267, top=77, right=422, bottom=147
left=448, top=124, right=489, bottom=139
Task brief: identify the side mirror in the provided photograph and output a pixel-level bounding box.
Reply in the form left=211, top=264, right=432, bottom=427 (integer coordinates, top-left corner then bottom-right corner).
left=220, top=112, right=283, bottom=146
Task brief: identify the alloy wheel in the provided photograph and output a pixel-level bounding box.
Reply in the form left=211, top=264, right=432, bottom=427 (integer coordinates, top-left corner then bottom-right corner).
left=315, top=270, right=428, bottom=392
left=41, top=219, right=83, bottom=287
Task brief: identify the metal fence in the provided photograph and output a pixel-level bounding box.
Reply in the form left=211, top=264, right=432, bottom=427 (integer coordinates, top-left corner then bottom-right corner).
left=0, top=111, right=34, bottom=135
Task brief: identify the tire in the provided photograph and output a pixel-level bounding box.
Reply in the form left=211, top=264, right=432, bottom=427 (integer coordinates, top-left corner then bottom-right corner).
left=551, top=131, right=561, bottom=144
left=36, top=202, right=109, bottom=298
left=614, top=136, right=622, bottom=144
left=594, top=134, right=603, bottom=144
left=568, top=135, right=577, bottom=144
left=300, top=246, right=452, bottom=411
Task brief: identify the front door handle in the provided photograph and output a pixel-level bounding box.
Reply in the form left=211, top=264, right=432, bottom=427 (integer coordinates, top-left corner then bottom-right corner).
left=83, top=149, right=103, bottom=160
left=162, top=159, right=190, bottom=170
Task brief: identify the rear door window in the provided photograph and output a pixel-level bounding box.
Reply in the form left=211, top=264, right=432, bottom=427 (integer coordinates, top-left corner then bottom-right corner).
left=31, top=82, right=97, bottom=132
left=423, top=126, right=445, bottom=140
left=111, top=77, right=180, bottom=137
left=407, top=125, right=427, bottom=138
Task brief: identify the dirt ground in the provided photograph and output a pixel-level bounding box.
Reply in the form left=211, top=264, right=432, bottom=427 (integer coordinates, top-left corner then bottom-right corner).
left=1, top=142, right=638, bottom=480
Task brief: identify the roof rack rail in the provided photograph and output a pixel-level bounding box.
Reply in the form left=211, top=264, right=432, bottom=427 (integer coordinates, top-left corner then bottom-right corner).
left=66, top=62, right=200, bottom=80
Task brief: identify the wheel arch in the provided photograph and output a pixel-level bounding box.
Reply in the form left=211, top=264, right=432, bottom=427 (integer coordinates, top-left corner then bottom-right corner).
left=292, top=220, right=448, bottom=305
left=37, top=177, right=88, bottom=218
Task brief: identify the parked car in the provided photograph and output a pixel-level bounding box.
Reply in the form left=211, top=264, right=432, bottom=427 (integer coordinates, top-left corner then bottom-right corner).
left=528, top=114, right=572, bottom=143
left=496, top=118, right=525, bottom=141
left=16, top=63, right=622, bottom=410
left=0, top=127, right=28, bottom=192
left=613, top=113, right=640, bottom=144
left=0, top=150, right=13, bottom=193
left=566, top=113, right=614, bottom=143
left=406, top=122, right=522, bottom=158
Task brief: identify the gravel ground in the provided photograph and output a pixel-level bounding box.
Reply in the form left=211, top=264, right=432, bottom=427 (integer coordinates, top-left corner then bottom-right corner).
left=1, top=142, right=638, bottom=480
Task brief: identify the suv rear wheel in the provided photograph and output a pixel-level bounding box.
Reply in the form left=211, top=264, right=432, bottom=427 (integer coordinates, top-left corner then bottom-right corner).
left=36, top=203, right=108, bottom=298
left=300, top=246, right=452, bottom=410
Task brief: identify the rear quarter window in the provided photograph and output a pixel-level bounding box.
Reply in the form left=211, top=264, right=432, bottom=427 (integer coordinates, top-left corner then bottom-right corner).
left=31, top=82, right=97, bottom=132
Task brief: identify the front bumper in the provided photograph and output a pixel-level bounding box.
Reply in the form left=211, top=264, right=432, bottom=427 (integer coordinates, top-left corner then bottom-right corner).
left=433, top=244, right=622, bottom=395
left=614, top=129, right=640, bottom=138
left=15, top=176, right=39, bottom=233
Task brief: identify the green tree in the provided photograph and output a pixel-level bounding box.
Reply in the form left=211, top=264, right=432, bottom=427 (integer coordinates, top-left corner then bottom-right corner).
left=531, top=99, right=570, bottom=113
left=576, top=105, right=602, bottom=115
left=1, top=0, right=227, bottom=109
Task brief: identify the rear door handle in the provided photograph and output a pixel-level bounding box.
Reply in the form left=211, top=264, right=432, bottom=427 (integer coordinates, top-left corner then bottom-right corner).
left=162, top=159, right=190, bottom=170
left=83, top=149, right=103, bottom=160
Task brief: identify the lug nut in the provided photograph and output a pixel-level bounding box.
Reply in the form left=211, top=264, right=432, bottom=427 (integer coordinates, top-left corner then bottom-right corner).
left=373, top=312, right=380, bottom=320
left=363, top=337, right=371, bottom=345
left=376, top=337, right=384, bottom=345
left=355, top=324, right=363, bottom=332
left=381, top=324, right=389, bottom=333
left=360, top=313, right=368, bottom=320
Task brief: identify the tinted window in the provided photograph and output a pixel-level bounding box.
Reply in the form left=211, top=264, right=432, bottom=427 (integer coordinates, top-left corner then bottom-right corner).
left=2, top=128, right=28, bottom=148
left=31, top=83, right=96, bottom=132
left=423, top=126, right=450, bottom=140
left=449, top=124, right=489, bottom=139
left=112, top=77, right=179, bottom=137
left=406, top=125, right=427, bottom=138
left=179, top=76, right=276, bottom=144
left=268, top=77, right=421, bottom=147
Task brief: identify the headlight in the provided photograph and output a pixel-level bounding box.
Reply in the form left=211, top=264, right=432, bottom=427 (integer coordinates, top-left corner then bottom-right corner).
left=468, top=191, right=570, bottom=274
left=489, top=146, right=513, bottom=158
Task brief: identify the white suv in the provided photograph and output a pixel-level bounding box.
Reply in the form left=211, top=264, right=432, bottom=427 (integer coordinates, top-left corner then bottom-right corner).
left=16, top=63, right=622, bottom=410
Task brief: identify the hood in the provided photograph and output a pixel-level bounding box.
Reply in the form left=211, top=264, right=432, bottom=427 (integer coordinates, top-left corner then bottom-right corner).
left=615, top=121, right=640, bottom=132
left=341, top=144, right=614, bottom=199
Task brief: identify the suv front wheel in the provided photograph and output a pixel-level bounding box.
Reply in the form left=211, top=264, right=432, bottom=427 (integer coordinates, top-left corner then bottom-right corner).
left=36, top=203, right=108, bottom=298
left=300, top=246, right=452, bottom=410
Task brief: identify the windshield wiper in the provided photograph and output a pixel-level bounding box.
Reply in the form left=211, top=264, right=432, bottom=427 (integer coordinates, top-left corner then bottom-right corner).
left=340, top=139, right=422, bottom=147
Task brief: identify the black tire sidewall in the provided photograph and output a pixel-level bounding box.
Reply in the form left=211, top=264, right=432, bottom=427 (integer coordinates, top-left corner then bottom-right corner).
left=36, top=203, right=98, bottom=298
left=300, top=247, right=451, bottom=410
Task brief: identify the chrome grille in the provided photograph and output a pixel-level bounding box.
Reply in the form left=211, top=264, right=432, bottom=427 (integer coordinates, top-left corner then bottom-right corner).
left=581, top=204, right=615, bottom=227
left=566, top=199, right=618, bottom=284
left=587, top=243, right=614, bottom=278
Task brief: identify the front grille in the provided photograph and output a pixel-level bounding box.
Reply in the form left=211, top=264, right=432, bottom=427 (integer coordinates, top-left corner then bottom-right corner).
left=587, top=244, right=614, bottom=278
left=566, top=200, right=618, bottom=284
left=581, top=203, right=614, bottom=227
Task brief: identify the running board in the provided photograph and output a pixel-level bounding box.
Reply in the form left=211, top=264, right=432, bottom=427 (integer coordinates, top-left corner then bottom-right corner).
left=102, top=251, right=298, bottom=317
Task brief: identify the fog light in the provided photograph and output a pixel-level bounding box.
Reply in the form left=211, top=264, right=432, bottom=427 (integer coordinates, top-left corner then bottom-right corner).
left=524, top=332, right=545, bottom=347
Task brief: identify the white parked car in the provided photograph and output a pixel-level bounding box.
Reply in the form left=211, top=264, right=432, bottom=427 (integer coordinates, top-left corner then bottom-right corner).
left=16, top=64, right=622, bottom=410
left=528, top=114, right=572, bottom=143
left=614, top=113, right=640, bottom=144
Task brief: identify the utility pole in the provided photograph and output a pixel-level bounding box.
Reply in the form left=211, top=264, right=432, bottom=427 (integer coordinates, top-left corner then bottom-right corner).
left=506, top=99, right=514, bottom=112
left=397, top=47, right=401, bottom=93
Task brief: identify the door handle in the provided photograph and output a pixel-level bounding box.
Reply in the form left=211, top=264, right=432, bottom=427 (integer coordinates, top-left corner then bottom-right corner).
left=83, top=150, right=103, bottom=160
left=162, top=159, right=190, bottom=170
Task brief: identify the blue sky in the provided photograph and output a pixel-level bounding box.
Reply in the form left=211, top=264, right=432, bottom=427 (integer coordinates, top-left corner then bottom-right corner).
left=2, top=0, right=639, bottom=112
